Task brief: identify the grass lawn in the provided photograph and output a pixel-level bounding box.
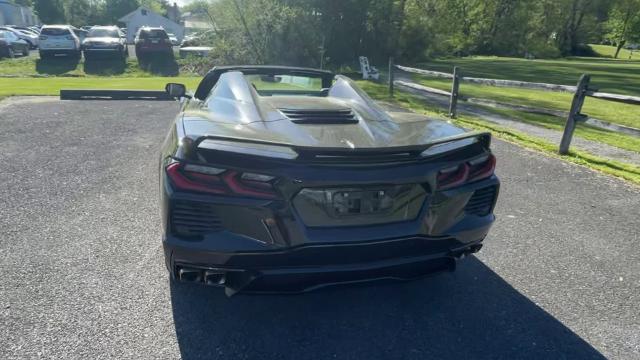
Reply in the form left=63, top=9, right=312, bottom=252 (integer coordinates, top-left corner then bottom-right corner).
left=589, top=44, right=640, bottom=61
left=356, top=80, right=640, bottom=185
left=479, top=107, right=640, bottom=154
left=0, top=77, right=201, bottom=97
left=415, top=55, right=640, bottom=95
left=410, top=77, right=640, bottom=130
left=402, top=55, right=640, bottom=132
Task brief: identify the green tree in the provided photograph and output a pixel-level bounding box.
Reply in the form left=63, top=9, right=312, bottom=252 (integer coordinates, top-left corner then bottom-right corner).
left=64, top=0, right=91, bottom=27
left=34, top=0, right=66, bottom=24
left=605, top=0, right=640, bottom=58
left=104, top=0, right=139, bottom=23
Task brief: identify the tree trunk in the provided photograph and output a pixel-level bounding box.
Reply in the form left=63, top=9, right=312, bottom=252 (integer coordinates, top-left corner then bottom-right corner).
left=614, top=40, right=626, bottom=59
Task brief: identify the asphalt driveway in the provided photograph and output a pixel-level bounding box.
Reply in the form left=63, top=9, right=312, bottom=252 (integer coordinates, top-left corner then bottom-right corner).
left=0, top=98, right=638, bottom=359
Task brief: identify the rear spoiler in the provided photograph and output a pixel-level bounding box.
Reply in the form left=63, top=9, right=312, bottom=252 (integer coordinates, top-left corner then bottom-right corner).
left=191, top=131, right=491, bottom=162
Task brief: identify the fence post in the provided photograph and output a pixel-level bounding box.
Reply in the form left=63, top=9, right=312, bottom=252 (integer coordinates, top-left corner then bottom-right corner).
left=449, top=66, right=460, bottom=118
left=388, top=57, right=394, bottom=97
left=559, top=74, right=590, bottom=155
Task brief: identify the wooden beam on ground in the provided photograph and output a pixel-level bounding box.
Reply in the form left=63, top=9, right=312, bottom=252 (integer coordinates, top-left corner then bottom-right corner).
left=585, top=91, right=640, bottom=106
left=460, top=77, right=577, bottom=93
left=60, top=90, right=173, bottom=101
left=394, top=65, right=453, bottom=79
left=394, top=80, right=452, bottom=97
left=394, top=64, right=577, bottom=93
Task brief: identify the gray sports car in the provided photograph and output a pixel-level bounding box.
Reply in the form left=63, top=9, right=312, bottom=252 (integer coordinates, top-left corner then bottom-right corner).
left=160, top=66, right=500, bottom=295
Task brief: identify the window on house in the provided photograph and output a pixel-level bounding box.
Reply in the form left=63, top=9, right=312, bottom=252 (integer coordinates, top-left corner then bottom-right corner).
left=142, top=9, right=147, bottom=16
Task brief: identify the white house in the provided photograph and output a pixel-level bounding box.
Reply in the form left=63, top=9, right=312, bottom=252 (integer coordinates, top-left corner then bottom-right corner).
left=119, top=7, right=184, bottom=43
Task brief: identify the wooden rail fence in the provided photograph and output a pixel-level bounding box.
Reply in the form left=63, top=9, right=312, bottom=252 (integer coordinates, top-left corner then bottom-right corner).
left=388, top=58, right=640, bottom=154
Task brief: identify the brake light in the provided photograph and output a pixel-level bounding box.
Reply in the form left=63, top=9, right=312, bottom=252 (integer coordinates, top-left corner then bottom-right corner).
left=436, top=154, right=496, bottom=190
left=468, top=154, right=496, bottom=182
left=437, top=164, right=469, bottom=190
left=166, top=162, right=278, bottom=199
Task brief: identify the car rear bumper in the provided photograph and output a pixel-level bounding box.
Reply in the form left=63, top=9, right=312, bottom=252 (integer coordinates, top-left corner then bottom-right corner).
left=40, top=49, right=78, bottom=55
left=84, top=48, right=120, bottom=53
left=161, top=167, right=499, bottom=295
left=40, top=45, right=78, bottom=51
left=165, top=232, right=487, bottom=295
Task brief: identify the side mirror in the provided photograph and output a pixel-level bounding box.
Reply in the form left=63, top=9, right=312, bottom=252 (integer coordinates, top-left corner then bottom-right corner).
left=165, top=83, right=187, bottom=99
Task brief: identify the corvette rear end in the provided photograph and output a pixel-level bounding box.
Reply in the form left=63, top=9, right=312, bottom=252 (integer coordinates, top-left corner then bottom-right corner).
left=160, top=66, right=499, bottom=295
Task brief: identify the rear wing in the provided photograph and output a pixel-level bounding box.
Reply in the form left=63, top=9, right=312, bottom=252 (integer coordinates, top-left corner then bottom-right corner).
left=192, top=131, right=491, bottom=163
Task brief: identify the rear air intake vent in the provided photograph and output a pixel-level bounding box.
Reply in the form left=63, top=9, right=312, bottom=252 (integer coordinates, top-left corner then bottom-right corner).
left=171, top=200, right=223, bottom=236
left=465, top=186, right=497, bottom=216
left=280, top=108, right=359, bottom=124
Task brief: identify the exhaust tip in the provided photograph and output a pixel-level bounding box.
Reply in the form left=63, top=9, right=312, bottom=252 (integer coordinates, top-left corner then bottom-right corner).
left=204, top=270, right=226, bottom=286
left=178, top=267, right=203, bottom=283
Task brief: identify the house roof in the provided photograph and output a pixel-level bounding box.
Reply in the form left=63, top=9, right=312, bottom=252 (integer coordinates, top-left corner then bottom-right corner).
left=119, top=6, right=181, bottom=26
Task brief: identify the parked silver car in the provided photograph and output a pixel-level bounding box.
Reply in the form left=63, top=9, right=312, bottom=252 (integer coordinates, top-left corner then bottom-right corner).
left=39, top=25, right=81, bottom=59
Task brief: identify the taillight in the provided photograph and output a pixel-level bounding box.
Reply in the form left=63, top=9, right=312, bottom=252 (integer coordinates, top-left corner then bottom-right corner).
left=166, top=162, right=278, bottom=199
left=468, top=154, right=496, bottom=182
left=164, top=39, right=171, bottom=44
left=437, top=164, right=469, bottom=190
left=436, top=154, right=496, bottom=190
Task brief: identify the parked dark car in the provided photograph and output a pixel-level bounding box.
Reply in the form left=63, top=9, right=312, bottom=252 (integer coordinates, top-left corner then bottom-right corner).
left=0, top=30, right=30, bottom=58
left=135, top=27, right=172, bottom=60
left=83, top=26, right=128, bottom=60
left=159, top=66, right=500, bottom=296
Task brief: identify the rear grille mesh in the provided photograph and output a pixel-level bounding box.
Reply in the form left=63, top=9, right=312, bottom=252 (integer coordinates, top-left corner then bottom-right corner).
left=280, top=108, right=359, bottom=124
left=465, top=186, right=497, bottom=216
left=171, top=200, right=223, bottom=236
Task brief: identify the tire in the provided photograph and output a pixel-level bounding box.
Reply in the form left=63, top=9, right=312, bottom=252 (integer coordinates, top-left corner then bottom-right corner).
left=22, top=47, right=29, bottom=57
left=7, top=47, right=14, bottom=58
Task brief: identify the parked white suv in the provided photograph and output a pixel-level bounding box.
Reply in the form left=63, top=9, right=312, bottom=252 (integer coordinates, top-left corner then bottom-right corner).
left=39, top=25, right=81, bottom=59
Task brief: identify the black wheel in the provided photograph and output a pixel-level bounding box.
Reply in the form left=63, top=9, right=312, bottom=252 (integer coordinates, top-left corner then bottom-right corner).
left=7, top=47, right=14, bottom=58
left=22, top=47, right=29, bottom=56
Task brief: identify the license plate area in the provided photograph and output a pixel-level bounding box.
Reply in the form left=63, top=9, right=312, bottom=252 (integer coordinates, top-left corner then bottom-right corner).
left=331, top=189, right=394, bottom=216
left=292, top=184, right=427, bottom=227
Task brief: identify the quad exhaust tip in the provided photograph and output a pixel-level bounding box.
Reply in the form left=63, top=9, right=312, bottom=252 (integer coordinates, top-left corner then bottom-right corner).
left=177, top=267, right=226, bottom=286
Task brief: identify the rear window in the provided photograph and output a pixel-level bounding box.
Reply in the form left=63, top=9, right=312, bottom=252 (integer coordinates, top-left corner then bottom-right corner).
left=41, top=28, right=70, bottom=36
left=88, top=29, right=119, bottom=38
left=245, top=74, right=324, bottom=92
left=140, top=30, right=168, bottom=39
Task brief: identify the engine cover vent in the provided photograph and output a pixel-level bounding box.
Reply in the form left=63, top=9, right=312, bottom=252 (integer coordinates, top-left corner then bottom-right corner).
left=280, top=108, right=359, bottom=124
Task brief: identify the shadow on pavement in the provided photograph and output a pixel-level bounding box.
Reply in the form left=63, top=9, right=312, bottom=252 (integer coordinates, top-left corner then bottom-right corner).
left=35, top=57, right=80, bottom=75
left=83, top=58, right=126, bottom=75
left=170, top=256, right=605, bottom=360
